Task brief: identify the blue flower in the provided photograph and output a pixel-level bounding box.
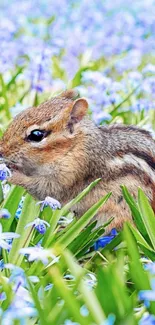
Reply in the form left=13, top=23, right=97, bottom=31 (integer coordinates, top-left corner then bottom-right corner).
left=80, top=305, right=89, bottom=317
left=0, top=170, right=7, bottom=181
left=142, top=64, right=155, bottom=75
left=58, top=216, right=73, bottom=225
left=139, top=313, right=155, bottom=325
left=0, top=259, right=4, bottom=270
left=102, top=314, right=116, bottom=325
left=92, top=111, right=112, bottom=125
left=4, top=263, right=39, bottom=288
left=139, top=279, right=155, bottom=307
left=144, top=262, right=155, bottom=274
left=0, top=223, right=20, bottom=250
left=0, top=164, right=11, bottom=181
left=64, top=321, right=79, bottom=325
left=15, top=196, right=25, bottom=220
left=25, top=218, right=50, bottom=234
left=0, top=208, right=11, bottom=219
left=19, top=245, right=59, bottom=265
left=37, top=196, right=61, bottom=211
left=94, top=229, right=117, bottom=250
left=44, top=283, right=53, bottom=291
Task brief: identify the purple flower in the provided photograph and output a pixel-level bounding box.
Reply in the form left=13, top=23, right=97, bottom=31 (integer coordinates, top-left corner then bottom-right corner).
left=131, top=99, right=151, bottom=112
left=25, top=218, right=50, bottom=234
left=94, top=229, right=117, bottom=250
left=36, top=196, right=61, bottom=211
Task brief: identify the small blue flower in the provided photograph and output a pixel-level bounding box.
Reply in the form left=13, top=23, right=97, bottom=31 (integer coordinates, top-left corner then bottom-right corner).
left=102, top=314, right=116, bottom=325
left=25, top=218, right=50, bottom=234
left=138, top=279, right=155, bottom=307
left=44, top=283, right=53, bottom=291
left=139, top=313, right=155, bottom=325
left=92, top=111, right=112, bottom=125
left=19, top=245, right=59, bottom=265
left=64, top=321, right=79, bottom=325
left=15, top=196, right=25, bottom=220
left=58, top=216, right=73, bottom=225
left=0, top=164, right=11, bottom=181
left=0, top=259, right=4, bottom=270
left=0, top=292, right=6, bottom=302
left=144, top=263, right=155, bottom=274
left=37, top=196, right=61, bottom=211
left=0, top=208, right=11, bottom=219
left=0, top=223, right=20, bottom=250
left=15, top=208, right=22, bottom=220
left=5, top=238, right=13, bottom=252
left=142, top=64, right=155, bottom=75
left=80, top=305, right=89, bottom=317
left=94, top=229, right=117, bottom=250
left=0, top=170, right=7, bottom=181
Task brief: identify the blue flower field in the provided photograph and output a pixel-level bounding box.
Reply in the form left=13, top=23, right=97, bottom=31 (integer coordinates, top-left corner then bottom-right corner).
left=0, top=0, right=155, bottom=324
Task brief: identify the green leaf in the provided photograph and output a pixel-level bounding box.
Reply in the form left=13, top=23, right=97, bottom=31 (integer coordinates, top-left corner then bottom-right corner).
left=68, top=220, right=98, bottom=253
left=138, top=243, right=155, bottom=261
left=95, top=264, right=133, bottom=322
left=62, top=249, right=106, bottom=324
left=123, top=223, right=155, bottom=314
left=9, top=194, right=40, bottom=266
left=138, top=188, right=155, bottom=250
left=43, top=179, right=101, bottom=247
left=0, top=182, right=4, bottom=204
left=0, top=74, right=11, bottom=120
left=7, top=66, right=24, bottom=89
left=1, top=185, right=25, bottom=231
left=57, top=192, right=111, bottom=249
left=127, top=222, right=152, bottom=251
left=121, top=185, right=148, bottom=239
left=27, top=279, right=48, bottom=325
left=49, top=266, right=89, bottom=325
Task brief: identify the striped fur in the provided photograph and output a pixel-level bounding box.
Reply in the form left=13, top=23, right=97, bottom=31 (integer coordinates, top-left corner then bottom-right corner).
left=1, top=91, right=155, bottom=232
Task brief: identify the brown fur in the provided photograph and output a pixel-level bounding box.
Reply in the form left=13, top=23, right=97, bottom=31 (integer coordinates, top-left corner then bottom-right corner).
left=1, top=89, right=155, bottom=232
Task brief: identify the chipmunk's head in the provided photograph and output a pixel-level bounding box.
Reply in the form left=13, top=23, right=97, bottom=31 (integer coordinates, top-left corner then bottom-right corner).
left=0, top=89, right=89, bottom=178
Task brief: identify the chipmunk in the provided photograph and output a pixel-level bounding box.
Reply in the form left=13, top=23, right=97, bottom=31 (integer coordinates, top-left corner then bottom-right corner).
left=0, top=89, right=155, bottom=231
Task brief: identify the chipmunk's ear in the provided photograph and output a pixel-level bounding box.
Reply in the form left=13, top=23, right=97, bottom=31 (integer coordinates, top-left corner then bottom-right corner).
left=68, top=98, right=88, bottom=133
left=60, top=89, right=80, bottom=100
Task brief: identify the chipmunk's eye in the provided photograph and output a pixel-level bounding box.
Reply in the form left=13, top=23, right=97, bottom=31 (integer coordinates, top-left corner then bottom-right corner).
left=27, top=130, right=47, bottom=142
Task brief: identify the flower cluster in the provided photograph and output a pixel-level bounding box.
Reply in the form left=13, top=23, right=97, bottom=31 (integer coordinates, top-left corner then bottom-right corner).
left=0, top=0, right=155, bottom=98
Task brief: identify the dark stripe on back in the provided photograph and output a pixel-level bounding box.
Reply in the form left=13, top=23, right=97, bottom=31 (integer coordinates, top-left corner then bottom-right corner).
left=131, top=150, right=155, bottom=170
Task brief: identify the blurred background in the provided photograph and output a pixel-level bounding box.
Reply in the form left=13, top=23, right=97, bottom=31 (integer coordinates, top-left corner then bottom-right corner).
left=0, top=0, right=155, bottom=132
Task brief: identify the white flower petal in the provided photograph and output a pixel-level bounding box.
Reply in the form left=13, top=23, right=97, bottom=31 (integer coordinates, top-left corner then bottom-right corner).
left=1, top=232, right=20, bottom=239
left=0, top=239, right=11, bottom=250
